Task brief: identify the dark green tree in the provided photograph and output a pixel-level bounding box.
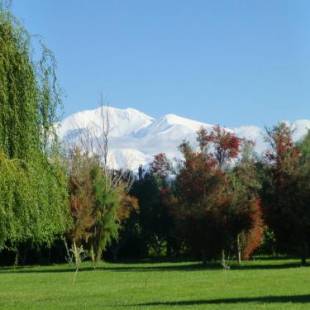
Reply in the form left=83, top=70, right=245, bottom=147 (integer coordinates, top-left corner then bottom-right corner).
left=262, top=123, right=310, bottom=264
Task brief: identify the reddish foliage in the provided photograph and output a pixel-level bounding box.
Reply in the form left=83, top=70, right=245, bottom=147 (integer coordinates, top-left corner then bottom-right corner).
left=196, top=125, right=241, bottom=168
left=265, top=123, right=300, bottom=177
left=177, top=151, right=218, bottom=203
left=117, top=194, right=139, bottom=222
left=178, top=126, right=242, bottom=215
left=197, top=127, right=213, bottom=151
left=69, top=172, right=95, bottom=243
left=176, top=125, right=263, bottom=260
left=211, top=125, right=241, bottom=167
left=242, top=198, right=264, bottom=260
left=150, top=153, right=171, bottom=178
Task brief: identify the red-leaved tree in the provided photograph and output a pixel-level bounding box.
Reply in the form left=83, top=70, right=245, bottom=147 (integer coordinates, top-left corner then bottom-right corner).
left=175, top=126, right=264, bottom=266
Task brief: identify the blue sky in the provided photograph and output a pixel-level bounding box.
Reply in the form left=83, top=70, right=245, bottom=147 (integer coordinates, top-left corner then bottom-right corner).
left=12, top=0, right=310, bottom=126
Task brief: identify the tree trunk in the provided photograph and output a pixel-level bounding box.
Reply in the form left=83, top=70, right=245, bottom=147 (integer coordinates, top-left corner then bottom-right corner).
left=237, top=234, right=242, bottom=265
left=95, top=239, right=104, bottom=263
left=90, top=244, right=95, bottom=264
left=72, top=241, right=80, bottom=271
left=62, top=237, right=72, bottom=264
left=96, top=248, right=102, bottom=262
left=14, top=249, right=19, bottom=267
left=92, top=230, right=104, bottom=263
left=221, top=249, right=226, bottom=268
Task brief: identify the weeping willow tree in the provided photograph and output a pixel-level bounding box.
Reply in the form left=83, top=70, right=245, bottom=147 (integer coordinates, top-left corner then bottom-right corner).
left=0, top=4, right=70, bottom=254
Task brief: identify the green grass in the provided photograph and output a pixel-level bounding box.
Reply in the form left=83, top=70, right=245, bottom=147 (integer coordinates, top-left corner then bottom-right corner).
left=1, top=259, right=310, bottom=309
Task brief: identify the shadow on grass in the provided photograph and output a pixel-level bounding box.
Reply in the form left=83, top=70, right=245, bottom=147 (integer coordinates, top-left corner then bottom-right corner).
left=0, top=260, right=305, bottom=274
left=231, top=262, right=301, bottom=270
left=131, top=295, right=310, bottom=307
left=0, top=263, right=204, bottom=274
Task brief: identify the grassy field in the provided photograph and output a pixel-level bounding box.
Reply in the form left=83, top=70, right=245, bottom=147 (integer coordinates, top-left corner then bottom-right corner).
left=0, top=259, right=310, bottom=309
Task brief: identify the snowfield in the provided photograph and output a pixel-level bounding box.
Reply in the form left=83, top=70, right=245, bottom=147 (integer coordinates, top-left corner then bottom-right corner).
left=57, top=106, right=310, bottom=171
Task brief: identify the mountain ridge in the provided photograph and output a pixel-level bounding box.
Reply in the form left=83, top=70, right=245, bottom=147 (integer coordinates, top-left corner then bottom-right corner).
left=58, top=106, right=310, bottom=170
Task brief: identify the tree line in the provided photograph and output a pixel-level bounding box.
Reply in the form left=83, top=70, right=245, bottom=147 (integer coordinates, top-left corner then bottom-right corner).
left=120, top=124, right=310, bottom=266
left=1, top=5, right=310, bottom=268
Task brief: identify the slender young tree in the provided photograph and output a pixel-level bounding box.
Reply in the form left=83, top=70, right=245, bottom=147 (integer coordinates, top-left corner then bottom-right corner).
left=66, top=100, right=138, bottom=263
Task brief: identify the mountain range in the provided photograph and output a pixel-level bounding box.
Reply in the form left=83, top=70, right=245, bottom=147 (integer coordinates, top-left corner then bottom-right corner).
left=57, top=106, right=310, bottom=171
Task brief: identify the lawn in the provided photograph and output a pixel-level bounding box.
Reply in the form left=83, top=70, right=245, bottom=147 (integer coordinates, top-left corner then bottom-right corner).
left=0, top=259, right=310, bottom=309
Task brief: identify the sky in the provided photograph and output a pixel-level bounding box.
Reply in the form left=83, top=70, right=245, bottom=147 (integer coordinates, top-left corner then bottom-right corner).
left=11, top=0, right=310, bottom=127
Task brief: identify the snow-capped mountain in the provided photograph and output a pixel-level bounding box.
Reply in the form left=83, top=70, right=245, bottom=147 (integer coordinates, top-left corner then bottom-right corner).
left=57, top=106, right=310, bottom=171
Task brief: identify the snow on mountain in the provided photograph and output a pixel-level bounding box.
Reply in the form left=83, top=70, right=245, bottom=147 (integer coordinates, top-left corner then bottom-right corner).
left=107, top=148, right=152, bottom=171
left=59, top=106, right=154, bottom=139
left=58, top=106, right=310, bottom=171
left=233, top=126, right=266, bottom=153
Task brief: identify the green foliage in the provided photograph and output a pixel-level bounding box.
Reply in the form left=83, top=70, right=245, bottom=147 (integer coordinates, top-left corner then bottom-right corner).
left=67, top=149, right=134, bottom=262
left=0, top=151, right=70, bottom=249
left=91, top=165, right=122, bottom=261
left=298, top=130, right=310, bottom=165
left=0, top=6, right=69, bottom=250
left=0, top=6, right=62, bottom=157
left=130, top=173, right=169, bottom=256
